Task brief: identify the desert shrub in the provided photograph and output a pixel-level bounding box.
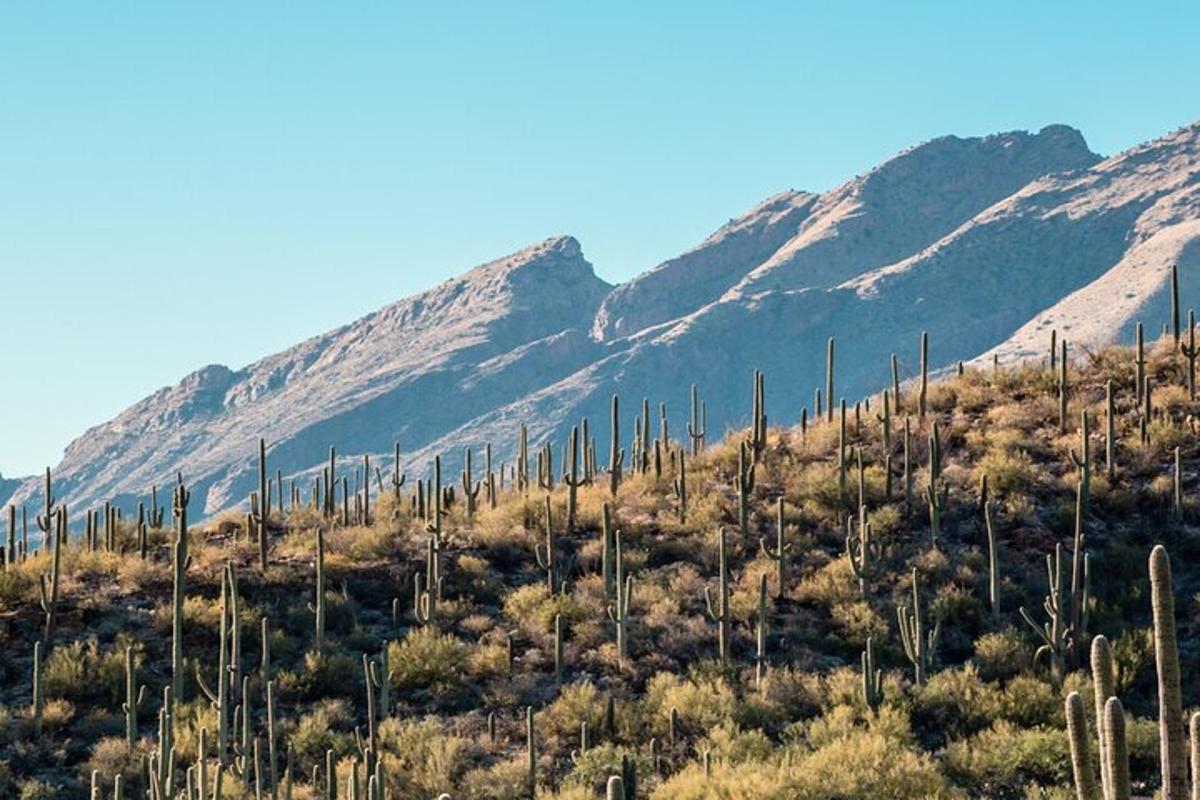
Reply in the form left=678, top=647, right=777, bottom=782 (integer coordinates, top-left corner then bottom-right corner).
left=652, top=759, right=788, bottom=800
left=19, top=780, right=58, bottom=800
left=43, top=637, right=135, bottom=704
left=540, top=681, right=605, bottom=745
left=502, top=583, right=587, bottom=634
left=785, top=729, right=952, bottom=799
left=912, top=664, right=1002, bottom=742
left=286, top=699, right=354, bottom=771
left=944, top=721, right=1069, bottom=797
left=82, top=737, right=144, bottom=785
left=459, top=756, right=535, bottom=800
left=388, top=627, right=470, bottom=696
left=276, top=651, right=361, bottom=701
left=997, top=675, right=1060, bottom=728
left=974, top=628, right=1030, bottom=681
left=377, top=717, right=469, bottom=797
left=643, top=670, right=736, bottom=736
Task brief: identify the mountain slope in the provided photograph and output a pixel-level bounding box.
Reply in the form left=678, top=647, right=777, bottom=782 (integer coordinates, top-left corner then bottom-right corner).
left=10, top=236, right=611, bottom=516
left=10, top=121, right=1200, bottom=521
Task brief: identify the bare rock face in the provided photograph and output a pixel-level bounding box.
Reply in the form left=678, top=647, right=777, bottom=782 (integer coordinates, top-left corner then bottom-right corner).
left=11, top=235, right=611, bottom=516
left=11, top=121, right=1200, bottom=520
left=591, top=125, right=1100, bottom=342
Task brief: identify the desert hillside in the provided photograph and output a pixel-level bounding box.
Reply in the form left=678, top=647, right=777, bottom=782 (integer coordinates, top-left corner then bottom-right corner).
left=3, top=315, right=1200, bottom=798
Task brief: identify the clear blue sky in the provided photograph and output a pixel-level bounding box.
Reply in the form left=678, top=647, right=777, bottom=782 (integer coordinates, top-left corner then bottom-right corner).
left=1, top=2, right=1197, bottom=476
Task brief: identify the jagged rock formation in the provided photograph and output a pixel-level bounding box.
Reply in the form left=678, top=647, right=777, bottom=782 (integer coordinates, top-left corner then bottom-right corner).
left=10, top=120, right=1200, bottom=519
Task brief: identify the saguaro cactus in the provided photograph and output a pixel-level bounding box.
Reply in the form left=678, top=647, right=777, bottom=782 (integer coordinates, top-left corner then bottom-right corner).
left=919, top=330, right=929, bottom=419
left=171, top=477, right=191, bottom=706
left=1070, top=410, right=1091, bottom=511
left=983, top=500, right=1000, bottom=619
left=1181, top=308, right=1198, bottom=399
left=308, top=528, right=326, bottom=652
left=609, top=395, right=624, bottom=496
left=687, top=384, right=706, bottom=455
left=826, top=338, right=835, bottom=423
left=735, top=441, right=756, bottom=537
left=1104, top=697, right=1131, bottom=800
left=535, top=496, right=558, bottom=593
left=755, top=573, right=769, bottom=689
left=760, top=498, right=791, bottom=600
left=703, top=528, right=732, bottom=663
left=564, top=426, right=582, bottom=531
left=1066, top=691, right=1100, bottom=800
left=607, top=530, right=633, bottom=664
left=897, top=568, right=939, bottom=686
left=847, top=509, right=881, bottom=600
left=672, top=448, right=688, bottom=523
left=1091, top=635, right=1116, bottom=797
left=1150, top=545, right=1186, bottom=800
left=32, top=640, right=43, bottom=736
left=123, top=646, right=146, bottom=747
left=862, top=636, right=883, bottom=713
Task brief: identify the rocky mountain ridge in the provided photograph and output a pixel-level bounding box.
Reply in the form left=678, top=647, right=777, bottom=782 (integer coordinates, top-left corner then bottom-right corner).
left=10, top=120, right=1200, bottom=519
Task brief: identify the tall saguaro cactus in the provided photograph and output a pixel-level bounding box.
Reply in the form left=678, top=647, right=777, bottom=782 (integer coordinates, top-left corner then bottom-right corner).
left=607, top=529, right=633, bottom=665
left=897, top=568, right=939, bottom=686
left=760, top=498, right=791, bottom=600
left=687, top=384, right=706, bottom=455
left=309, top=528, right=326, bottom=653
left=171, top=477, right=191, bottom=706
left=1150, top=545, right=1186, bottom=800
left=1066, top=691, right=1100, bottom=800
left=703, top=528, right=732, bottom=663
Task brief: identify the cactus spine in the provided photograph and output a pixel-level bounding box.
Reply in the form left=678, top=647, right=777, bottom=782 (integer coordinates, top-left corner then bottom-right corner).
left=703, top=528, right=731, bottom=663
left=760, top=498, right=791, bottom=600
left=1150, top=545, right=1186, bottom=800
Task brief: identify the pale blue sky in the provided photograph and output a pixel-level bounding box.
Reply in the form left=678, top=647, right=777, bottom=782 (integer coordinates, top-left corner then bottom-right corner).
left=1, top=2, right=1197, bottom=476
